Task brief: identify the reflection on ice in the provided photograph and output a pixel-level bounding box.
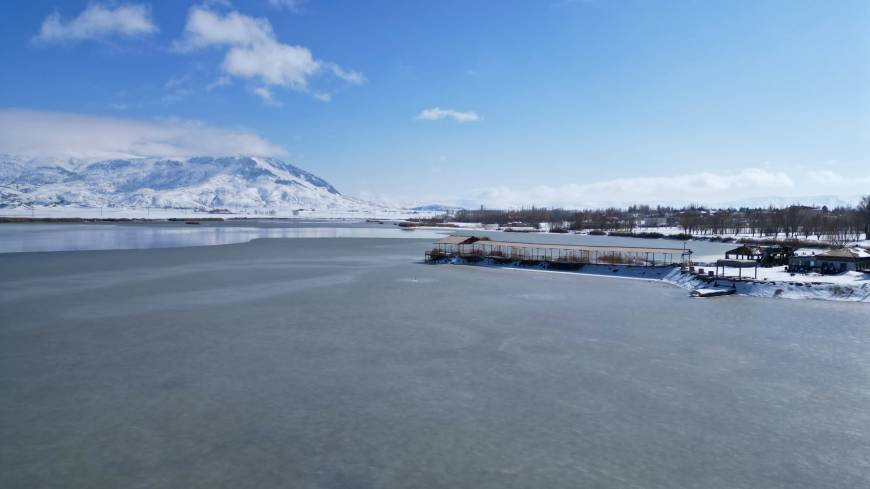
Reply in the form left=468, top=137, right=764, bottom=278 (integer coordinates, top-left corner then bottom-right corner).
left=0, top=223, right=447, bottom=253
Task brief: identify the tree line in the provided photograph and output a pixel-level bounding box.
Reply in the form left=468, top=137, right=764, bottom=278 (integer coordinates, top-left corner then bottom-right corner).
left=445, top=196, right=870, bottom=244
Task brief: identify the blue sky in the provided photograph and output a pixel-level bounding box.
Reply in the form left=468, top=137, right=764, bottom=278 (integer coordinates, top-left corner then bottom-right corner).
left=1, top=0, right=868, bottom=207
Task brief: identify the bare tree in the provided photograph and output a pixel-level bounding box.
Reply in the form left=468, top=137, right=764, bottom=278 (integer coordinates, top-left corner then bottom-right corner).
left=859, top=195, right=870, bottom=240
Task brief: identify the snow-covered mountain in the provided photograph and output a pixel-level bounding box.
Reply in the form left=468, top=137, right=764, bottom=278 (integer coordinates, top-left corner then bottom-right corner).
left=0, top=155, right=375, bottom=211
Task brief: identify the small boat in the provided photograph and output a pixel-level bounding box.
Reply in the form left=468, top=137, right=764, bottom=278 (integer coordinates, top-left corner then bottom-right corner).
left=690, top=287, right=735, bottom=298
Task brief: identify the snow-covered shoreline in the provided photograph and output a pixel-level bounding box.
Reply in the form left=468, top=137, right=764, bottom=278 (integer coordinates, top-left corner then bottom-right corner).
left=0, top=205, right=441, bottom=221
left=412, top=222, right=870, bottom=248
left=663, top=268, right=870, bottom=302
left=436, top=258, right=870, bottom=303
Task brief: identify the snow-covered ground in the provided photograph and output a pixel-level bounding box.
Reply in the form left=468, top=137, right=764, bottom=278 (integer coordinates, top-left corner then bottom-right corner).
left=437, top=223, right=869, bottom=247
left=694, top=264, right=870, bottom=285
left=633, top=226, right=869, bottom=247
left=664, top=268, right=870, bottom=302
left=0, top=205, right=441, bottom=221
left=438, top=257, right=870, bottom=302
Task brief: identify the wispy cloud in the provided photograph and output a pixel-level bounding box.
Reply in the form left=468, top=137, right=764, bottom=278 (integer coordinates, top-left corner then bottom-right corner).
left=0, top=109, right=285, bottom=161
left=173, top=5, right=364, bottom=103
left=416, top=108, right=481, bottom=123
left=34, top=3, right=157, bottom=44
left=206, top=75, right=232, bottom=91
left=164, top=73, right=192, bottom=90
left=162, top=71, right=202, bottom=104
left=469, top=168, right=797, bottom=208
left=252, top=86, right=283, bottom=107
left=325, top=62, right=367, bottom=85
left=267, top=0, right=306, bottom=12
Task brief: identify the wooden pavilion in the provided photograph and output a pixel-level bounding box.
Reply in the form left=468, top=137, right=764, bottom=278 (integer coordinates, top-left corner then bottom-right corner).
left=427, top=235, right=691, bottom=267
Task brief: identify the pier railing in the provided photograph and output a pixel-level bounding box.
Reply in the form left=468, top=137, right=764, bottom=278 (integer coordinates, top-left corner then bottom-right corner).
left=426, top=246, right=687, bottom=267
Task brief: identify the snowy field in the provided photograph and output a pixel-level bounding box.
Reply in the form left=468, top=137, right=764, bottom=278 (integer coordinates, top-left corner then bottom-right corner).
left=631, top=225, right=869, bottom=247
left=437, top=222, right=869, bottom=247
left=696, top=264, right=870, bottom=285
left=665, top=268, right=870, bottom=302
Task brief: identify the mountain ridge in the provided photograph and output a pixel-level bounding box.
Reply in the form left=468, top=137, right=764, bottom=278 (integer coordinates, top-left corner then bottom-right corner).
left=0, top=155, right=373, bottom=211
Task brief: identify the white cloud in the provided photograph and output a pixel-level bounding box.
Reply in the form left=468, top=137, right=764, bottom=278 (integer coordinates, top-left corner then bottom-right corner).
left=470, top=168, right=797, bottom=208
left=223, top=42, right=320, bottom=90
left=164, top=73, right=192, bottom=90
left=252, top=86, right=283, bottom=107
left=808, top=170, right=845, bottom=185
left=34, top=3, right=157, bottom=44
left=326, top=62, right=367, bottom=84
left=416, top=108, right=481, bottom=123
left=174, top=6, right=364, bottom=100
left=268, top=0, right=306, bottom=12
left=173, top=7, right=273, bottom=51
left=0, top=109, right=285, bottom=162
left=161, top=73, right=196, bottom=104
left=206, top=75, right=232, bottom=91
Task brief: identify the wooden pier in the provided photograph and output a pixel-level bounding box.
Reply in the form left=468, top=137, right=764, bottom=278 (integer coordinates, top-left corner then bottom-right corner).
left=425, top=235, right=692, bottom=267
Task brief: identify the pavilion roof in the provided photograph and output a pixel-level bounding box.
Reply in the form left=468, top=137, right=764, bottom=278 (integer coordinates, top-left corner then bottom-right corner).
left=445, top=235, right=689, bottom=255
left=816, top=247, right=870, bottom=260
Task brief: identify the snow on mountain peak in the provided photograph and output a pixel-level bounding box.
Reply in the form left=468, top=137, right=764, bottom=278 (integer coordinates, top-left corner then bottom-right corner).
left=0, top=154, right=371, bottom=211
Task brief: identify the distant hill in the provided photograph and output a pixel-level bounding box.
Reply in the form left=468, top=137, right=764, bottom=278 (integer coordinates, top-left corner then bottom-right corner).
left=0, top=155, right=378, bottom=211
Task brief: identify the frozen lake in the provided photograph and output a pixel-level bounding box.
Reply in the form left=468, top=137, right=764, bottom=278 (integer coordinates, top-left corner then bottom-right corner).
left=0, top=221, right=734, bottom=262
left=1, top=236, right=869, bottom=488
left=0, top=221, right=447, bottom=253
